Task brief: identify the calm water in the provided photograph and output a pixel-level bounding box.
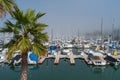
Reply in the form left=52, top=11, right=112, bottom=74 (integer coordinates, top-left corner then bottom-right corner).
left=0, top=48, right=120, bottom=80
left=0, top=59, right=120, bottom=80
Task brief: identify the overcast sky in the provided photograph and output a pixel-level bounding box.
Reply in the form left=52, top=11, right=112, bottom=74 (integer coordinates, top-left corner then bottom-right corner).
left=4, top=0, right=120, bottom=37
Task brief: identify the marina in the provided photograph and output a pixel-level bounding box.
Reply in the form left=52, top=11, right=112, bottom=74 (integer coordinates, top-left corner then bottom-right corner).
left=0, top=44, right=120, bottom=66
left=1, top=20, right=120, bottom=80
left=0, top=59, right=120, bottom=80
left=0, top=38, right=120, bottom=80
left=1, top=0, right=120, bottom=80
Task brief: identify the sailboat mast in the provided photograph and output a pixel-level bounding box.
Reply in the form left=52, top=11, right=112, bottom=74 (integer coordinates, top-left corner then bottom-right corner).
left=112, top=18, right=115, bottom=41
left=51, top=29, right=53, bottom=42
left=78, top=29, right=80, bottom=40
left=101, top=18, right=103, bottom=40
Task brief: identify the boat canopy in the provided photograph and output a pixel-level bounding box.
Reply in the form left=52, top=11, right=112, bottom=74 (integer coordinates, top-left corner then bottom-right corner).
left=29, top=53, right=38, bottom=62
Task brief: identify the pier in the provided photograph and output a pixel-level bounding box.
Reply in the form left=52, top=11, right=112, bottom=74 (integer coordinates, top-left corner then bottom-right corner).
left=48, top=51, right=84, bottom=64
left=54, top=51, right=61, bottom=64
left=68, top=51, right=75, bottom=64
left=38, top=57, right=46, bottom=64
left=37, top=51, right=84, bottom=64
left=54, top=54, right=60, bottom=64
left=83, top=52, right=92, bottom=64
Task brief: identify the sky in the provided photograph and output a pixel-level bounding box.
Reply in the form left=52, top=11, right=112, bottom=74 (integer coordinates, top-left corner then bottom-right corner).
left=3, top=0, right=120, bottom=37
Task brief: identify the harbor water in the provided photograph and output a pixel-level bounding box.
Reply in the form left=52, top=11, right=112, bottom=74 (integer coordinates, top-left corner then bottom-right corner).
left=0, top=58, right=120, bottom=80
left=0, top=49, right=120, bottom=80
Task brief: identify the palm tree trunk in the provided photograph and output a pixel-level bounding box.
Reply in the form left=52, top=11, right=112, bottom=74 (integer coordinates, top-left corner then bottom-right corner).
left=21, top=52, right=28, bottom=80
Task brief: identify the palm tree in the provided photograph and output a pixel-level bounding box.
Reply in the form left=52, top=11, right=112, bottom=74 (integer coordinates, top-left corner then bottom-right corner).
left=0, top=0, right=16, bottom=17
left=0, top=7, right=48, bottom=80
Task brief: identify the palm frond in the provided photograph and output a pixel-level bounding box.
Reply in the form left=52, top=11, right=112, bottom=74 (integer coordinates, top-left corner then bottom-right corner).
left=0, top=0, right=16, bottom=17
left=34, top=13, right=46, bottom=22
left=17, top=36, right=31, bottom=53
left=34, top=23, right=48, bottom=31
left=0, top=20, right=20, bottom=34
left=32, top=43, right=46, bottom=56
left=6, top=43, right=17, bottom=60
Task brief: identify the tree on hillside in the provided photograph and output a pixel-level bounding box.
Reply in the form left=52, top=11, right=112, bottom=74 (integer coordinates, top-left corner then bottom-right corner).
left=0, top=7, right=48, bottom=80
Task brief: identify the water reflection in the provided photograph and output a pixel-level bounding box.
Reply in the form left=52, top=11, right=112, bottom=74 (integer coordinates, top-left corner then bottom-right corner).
left=88, top=65, right=106, bottom=74
left=9, top=64, right=40, bottom=72
left=28, top=64, right=39, bottom=70
left=110, top=64, right=120, bottom=71
left=9, top=65, right=21, bottom=72
left=63, top=58, right=69, bottom=63
left=92, top=66, right=105, bottom=74
left=0, top=63, right=4, bottom=67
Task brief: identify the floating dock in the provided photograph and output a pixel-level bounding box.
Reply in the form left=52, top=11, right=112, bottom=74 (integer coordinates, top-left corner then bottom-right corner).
left=54, top=51, right=61, bottom=64
left=68, top=51, right=75, bottom=64
left=47, top=51, right=84, bottom=64
left=38, top=57, right=46, bottom=64
left=54, top=54, right=60, bottom=64
left=83, top=52, right=92, bottom=65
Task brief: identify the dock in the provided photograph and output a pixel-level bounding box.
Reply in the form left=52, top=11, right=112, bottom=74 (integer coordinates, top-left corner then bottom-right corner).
left=47, top=51, right=84, bottom=64
left=54, top=51, right=61, bottom=64
left=38, top=57, right=46, bottom=64
left=68, top=51, right=75, bottom=64
left=47, top=54, right=55, bottom=58
left=83, top=52, right=92, bottom=64
left=54, top=54, right=60, bottom=64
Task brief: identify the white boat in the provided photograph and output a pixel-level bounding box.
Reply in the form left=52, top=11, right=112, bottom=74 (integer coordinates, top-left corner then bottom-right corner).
left=84, top=44, right=91, bottom=48
left=8, top=50, right=22, bottom=65
left=91, top=56, right=106, bottom=66
left=28, top=52, right=37, bottom=64
left=0, top=54, right=5, bottom=63
left=88, top=50, right=106, bottom=66
left=62, top=48, right=72, bottom=54
left=75, top=43, right=83, bottom=48
left=64, top=43, right=73, bottom=48
left=0, top=48, right=8, bottom=63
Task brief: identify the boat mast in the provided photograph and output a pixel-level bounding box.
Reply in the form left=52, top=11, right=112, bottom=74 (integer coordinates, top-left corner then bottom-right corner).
left=100, top=18, right=103, bottom=41
left=51, top=29, right=53, bottom=42
left=112, top=18, right=115, bottom=41
left=78, top=29, right=80, bottom=42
